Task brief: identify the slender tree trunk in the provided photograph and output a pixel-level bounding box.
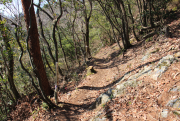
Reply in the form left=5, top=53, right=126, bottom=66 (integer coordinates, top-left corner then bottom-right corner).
left=46, top=0, right=55, bottom=16
left=0, top=16, right=20, bottom=101
left=0, top=70, right=15, bottom=103
left=57, top=27, right=69, bottom=70
left=148, top=0, right=154, bottom=27
left=83, top=0, right=92, bottom=59
left=74, top=28, right=87, bottom=64
left=118, top=0, right=132, bottom=49
left=127, top=1, right=141, bottom=41
left=98, top=0, right=124, bottom=49
left=112, top=26, right=122, bottom=50
left=136, top=0, right=143, bottom=24
left=85, top=20, right=91, bottom=59
left=21, top=0, right=53, bottom=96
left=37, top=3, right=64, bottom=76
left=52, top=0, right=65, bottom=77
left=72, top=1, right=80, bottom=66
left=142, top=0, right=147, bottom=26
left=42, top=46, right=55, bottom=76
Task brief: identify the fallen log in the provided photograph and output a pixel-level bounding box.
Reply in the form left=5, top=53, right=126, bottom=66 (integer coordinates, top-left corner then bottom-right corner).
left=142, top=31, right=158, bottom=40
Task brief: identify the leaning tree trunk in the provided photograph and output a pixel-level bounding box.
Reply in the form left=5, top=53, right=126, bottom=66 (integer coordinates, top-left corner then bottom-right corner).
left=21, top=0, right=53, bottom=96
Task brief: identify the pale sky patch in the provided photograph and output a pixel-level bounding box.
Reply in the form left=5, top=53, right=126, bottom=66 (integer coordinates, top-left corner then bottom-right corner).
left=0, top=0, right=39, bottom=17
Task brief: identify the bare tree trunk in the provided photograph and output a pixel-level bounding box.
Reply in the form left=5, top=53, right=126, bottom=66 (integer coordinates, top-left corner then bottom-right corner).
left=112, top=26, right=122, bottom=50
left=42, top=46, right=55, bottom=76
left=14, top=23, right=55, bottom=108
left=57, top=27, right=69, bottom=70
left=98, top=0, right=123, bottom=49
left=37, top=4, right=55, bottom=68
left=142, top=0, right=147, bottom=27
left=72, top=1, right=81, bottom=66
left=83, top=0, right=92, bottom=59
left=148, top=0, right=154, bottom=27
left=136, top=0, right=143, bottom=24
left=85, top=21, right=91, bottom=59
left=127, top=1, right=141, bottom=41
left=52, top=0, right=66, bottom=76
left=118, top=0, right=132, bottom=49
left=0, top=15, right=20, bottom=101
left=21, top=0, right=53, bottom=96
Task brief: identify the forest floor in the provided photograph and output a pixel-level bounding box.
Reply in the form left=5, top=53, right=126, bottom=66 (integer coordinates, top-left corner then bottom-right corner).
left=9, top=11, right=180, bottom=121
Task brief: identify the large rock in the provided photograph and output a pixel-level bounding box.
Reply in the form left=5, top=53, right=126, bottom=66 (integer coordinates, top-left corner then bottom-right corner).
left=115, top=79, right=141, bottom=96
left=101, top=94, right=110, bottom=105
left=151, top=55, right=174, bottom=80
left=167, top=98, right=180, bottom=108
left=89, top=94, right=110, bottom=109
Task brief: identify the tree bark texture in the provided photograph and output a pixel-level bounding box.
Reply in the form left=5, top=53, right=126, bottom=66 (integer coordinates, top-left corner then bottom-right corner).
left=21, top=0, right=53, bottom=96
left=83, top=0, right=92, bottom=59
left=142, top=0, right=147, bottom=26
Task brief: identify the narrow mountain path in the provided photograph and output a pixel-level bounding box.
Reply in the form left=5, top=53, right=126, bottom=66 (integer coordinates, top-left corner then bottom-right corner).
left=25, top=12, right=180, bottom=121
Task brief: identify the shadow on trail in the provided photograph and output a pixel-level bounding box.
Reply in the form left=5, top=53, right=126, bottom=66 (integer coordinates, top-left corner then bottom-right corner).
left=51, top=41, right=167, bottom=120
left=63, top=40, right=150, bottom=93
left=88, top=42, right=147, bottom=70
left=48, top=102, right=92, bottom=121
left=78, top=57, right=161, bottom=90
left=53, top=57, right=162, bottom=120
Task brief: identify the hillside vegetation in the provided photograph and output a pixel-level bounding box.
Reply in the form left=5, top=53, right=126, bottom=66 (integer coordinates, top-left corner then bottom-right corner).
left=0, top=0, right=180, bottom=120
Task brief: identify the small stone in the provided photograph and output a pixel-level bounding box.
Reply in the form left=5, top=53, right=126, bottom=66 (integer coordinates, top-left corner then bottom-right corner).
left=101, top=94, right=110, bottom=104
left=161, top=109, right=168, bottom=118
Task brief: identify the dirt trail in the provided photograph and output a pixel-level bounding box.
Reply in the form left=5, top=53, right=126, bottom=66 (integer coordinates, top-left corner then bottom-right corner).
left=55, top=14, right=180, bottom=120
left=59, top=44, right=121, bottom=106
left=56, top=40, right=180, bottom=121
left=22, top=11, right=180, bottom=121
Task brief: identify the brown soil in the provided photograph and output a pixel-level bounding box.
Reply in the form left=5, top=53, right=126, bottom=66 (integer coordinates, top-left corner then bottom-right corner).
left=9, top=12, right=180, bottom=121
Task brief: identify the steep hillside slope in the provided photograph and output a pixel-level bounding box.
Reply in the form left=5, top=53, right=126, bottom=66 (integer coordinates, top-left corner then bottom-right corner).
left=9, top=11, right=180, bottom=121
